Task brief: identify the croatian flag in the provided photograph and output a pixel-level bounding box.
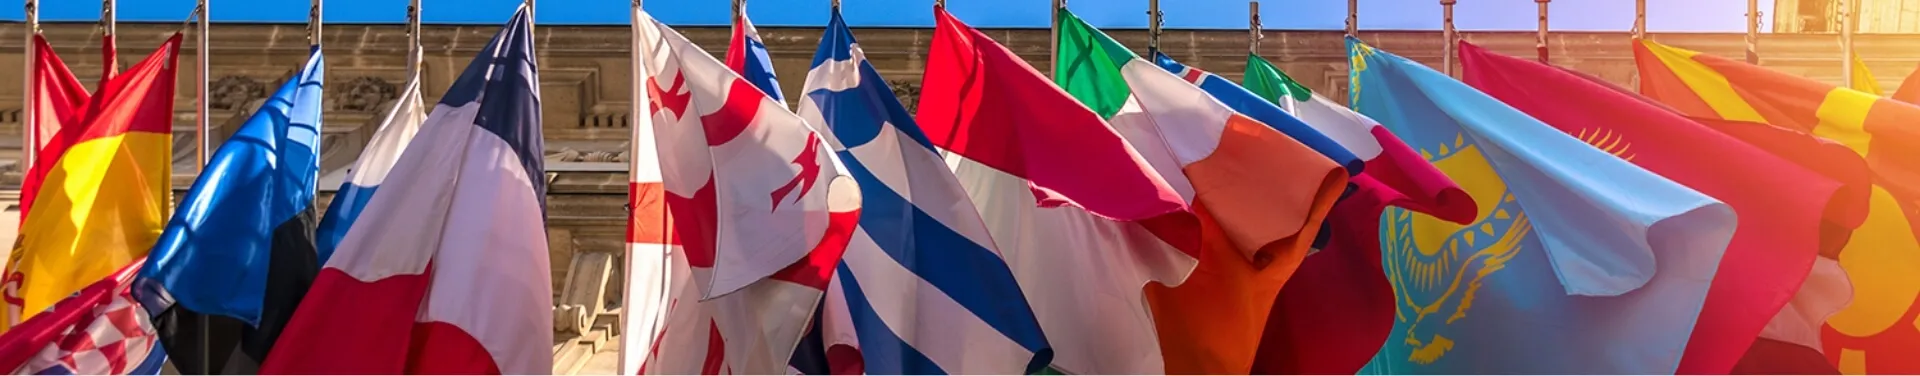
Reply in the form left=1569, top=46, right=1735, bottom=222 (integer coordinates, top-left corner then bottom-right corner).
left=313, top=62, right=426, bottom=264
left=0, top=259, right=166, bottom=375
left=258, top=5, right=552, bottom=374
left=633, top=9, right=860, bottom=374
left=793, top=9, right=1051, bottom=374
left=728, top=10, right=786, bottom=106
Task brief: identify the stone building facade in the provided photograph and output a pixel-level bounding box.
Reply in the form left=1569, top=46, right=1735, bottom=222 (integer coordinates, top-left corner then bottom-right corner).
left=3, top=21, right=1920, bottom=373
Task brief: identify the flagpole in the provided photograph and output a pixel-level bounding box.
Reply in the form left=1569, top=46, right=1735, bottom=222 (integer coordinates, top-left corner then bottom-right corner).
left=731, top=0, right=742, bottom=29
left=1147, top=0, right=1162, bottom=56
left=1841, top=0, right=1855, bottom=87
left=1346, top=0, right=1357, bottom=36
left=407, top=0, right=420, bottom=80
left=192, top=0, right=212, bottom=371
left=309, top=0, right=322, bottom=48
left=1537, top=0, right=1549, bottom=63
left=1746, top=0, right=1759, bottom=64
left=1050, top=0, right=1062, bottom=80
left=1634, top=0, right=1646, bottom=39
left=22, top=0, right=37, bottom=172
left=623, top=0, right=644, bottom=372
left=1441, top=0, right=1456, bottom=76
left=103, top=0, right=115, bottom=49
left=1249, top=0, right=1260, bottom=55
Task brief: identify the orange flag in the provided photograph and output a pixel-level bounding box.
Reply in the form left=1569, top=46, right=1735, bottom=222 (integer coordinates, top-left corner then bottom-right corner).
left=1635, top=39, right=1920, bottom=375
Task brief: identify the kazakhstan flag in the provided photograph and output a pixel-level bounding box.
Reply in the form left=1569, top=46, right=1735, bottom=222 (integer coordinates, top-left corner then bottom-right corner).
left=1348, top=37, right=1738, bottom=374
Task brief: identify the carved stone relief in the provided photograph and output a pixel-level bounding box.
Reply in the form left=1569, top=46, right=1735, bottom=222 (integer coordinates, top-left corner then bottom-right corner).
left=209, top=76, right=268, bottom=111
left=888, top=79, right=921, bottom=112
left=331, top=77, right=401, bottom=113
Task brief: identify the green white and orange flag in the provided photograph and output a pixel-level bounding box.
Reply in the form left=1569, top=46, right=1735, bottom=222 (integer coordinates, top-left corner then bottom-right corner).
left=1053, top=9, right=1348, bottom=375
left=1635, top=39, right=1920, bottom=375
left=1, top=35, right=182, bottom=332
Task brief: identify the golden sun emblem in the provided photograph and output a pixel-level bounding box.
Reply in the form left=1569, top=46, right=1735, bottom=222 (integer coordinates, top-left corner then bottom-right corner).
left=1383, top=130, right=1637, bottom=365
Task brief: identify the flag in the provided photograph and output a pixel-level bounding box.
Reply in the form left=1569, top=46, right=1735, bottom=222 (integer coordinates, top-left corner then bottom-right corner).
left=622, top=46, right=674, bottom=375
left=729, top=11, right=786, bottom=106
left=1635, top=39, right=1920, bottom=374
left=3, top=34, right=182, bottom=333
left=0, top=259, right=166, bottom=375
left=1462, top=40, right=1868, bottom=375
left=1892, top=65, right=1920, bottom=104
left=19, top=35, right=93, bottom=222
left=1149, top=52, right=1361, bottom=174
left=631, top=7, right=861, bottom=374
left=315, top=66, right=426, bottom=264
left=130, top=48, right=323, bottom=374
left=257, top=7, right=550, bottom=374
left=1853, top=53, right=1882, bottom=96
left=1052, top=10, right=1347, bottom=374
left=791, top=9, right=1051, bottom=374
left=1240, top=53, right=1479, bottom=375
left=920, top=6, right=1200, bottom=374
left=1349, top=37, right=1737, bottom=374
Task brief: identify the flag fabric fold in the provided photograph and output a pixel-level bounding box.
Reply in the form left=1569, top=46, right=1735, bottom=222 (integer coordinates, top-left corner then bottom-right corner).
left=1149, top=52, right=1362, bottom=174
left=0, top=259, right=166, bottom=375
left=791, top=9, right=1051, bottom=374
left=1052, top=10, right=1347, bottom=374
left=917, top=6, right=1200, bottom=374
left=1350, top=37, right=1737, bottom=374
left=1635, top=39, right=1920, bottom=374
left=1242, top=52, right=1478, bottom=375
left=258, top=7, right=551, bottom=374
left=4, top=34, right=182, bottom=333
left=134, top=49, right=325, bottom=375
left=729, top=11, right=786, bottom=106
left=315, top=70, right=426, bottom=265
left=1463, top=41, right=1867, bottom=375
left=632, top=8, right=862, bottom=374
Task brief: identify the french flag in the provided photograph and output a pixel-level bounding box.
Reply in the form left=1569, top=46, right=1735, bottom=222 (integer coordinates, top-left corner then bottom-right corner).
left=259, top=5, right=552, bottom=374
left=632, top=9, right=860, bottom=374
left=793, top=9, right=1052, bottom=374
left=728, top=9, right=786, bottom=106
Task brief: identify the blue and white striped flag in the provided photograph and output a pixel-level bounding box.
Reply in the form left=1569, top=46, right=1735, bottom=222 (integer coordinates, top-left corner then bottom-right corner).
left=794, top=9, right=1052, bottom=375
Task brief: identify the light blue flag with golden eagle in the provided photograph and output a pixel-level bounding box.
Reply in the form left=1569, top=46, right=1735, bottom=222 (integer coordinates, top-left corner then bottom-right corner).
left=1347, top=37, right=1739, bottom=374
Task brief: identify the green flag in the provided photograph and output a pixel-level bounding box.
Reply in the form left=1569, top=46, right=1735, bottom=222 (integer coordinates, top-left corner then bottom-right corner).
left=1242, top=53, right=1315, bottom=106
left=1051, top=10, right=1141, bottom=119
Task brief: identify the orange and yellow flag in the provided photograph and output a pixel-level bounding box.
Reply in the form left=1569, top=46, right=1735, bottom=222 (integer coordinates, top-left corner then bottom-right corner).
left=1, top=35, right=182, bottom=332
left=1635, top=39, right=1920, bottom=375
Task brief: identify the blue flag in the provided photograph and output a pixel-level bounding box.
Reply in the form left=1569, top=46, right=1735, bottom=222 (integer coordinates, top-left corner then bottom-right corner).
left=790, top=9, right=1052, bottom=375
left=1151, top=52, right=1361, bottom=174
left=1346, top=37, right=1737, bottom=374
left=136, top=48, right=324, bottom=371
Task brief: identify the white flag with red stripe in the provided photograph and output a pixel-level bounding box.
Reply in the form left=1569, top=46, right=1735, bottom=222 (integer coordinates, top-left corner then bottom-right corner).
left=629, top=9, right=862, bottom=375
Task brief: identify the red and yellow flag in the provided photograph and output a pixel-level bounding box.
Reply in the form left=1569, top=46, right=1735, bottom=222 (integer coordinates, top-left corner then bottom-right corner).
left=21, top=35, right=96, bottom=222
left=2, top=35, right=182, bottom=332
left=1635, top=39, right=1920, bottom=375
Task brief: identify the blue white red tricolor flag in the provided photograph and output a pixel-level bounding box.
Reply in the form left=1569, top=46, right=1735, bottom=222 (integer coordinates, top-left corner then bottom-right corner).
left=792, top=8, right=1051, bottom=375
left=258, top=5, right=552, bottom=374
left=631, top=8, right=861, bottom=375
left=0, top=259, right=166, bottom=375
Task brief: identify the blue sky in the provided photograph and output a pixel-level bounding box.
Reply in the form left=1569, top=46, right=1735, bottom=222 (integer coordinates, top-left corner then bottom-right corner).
left=5, top=0, right=1770, bottom=32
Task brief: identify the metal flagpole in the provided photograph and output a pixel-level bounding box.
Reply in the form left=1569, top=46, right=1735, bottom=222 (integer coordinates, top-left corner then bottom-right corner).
left=1051, top=0, right=1062, bottom=80
left=1147, top=0, right=1162, bottom=56
left=1537, top=0, right=1549, bottom=63
left=1346, top=0, right=1357, bottom=36
left=309, top=0, right=322, bottom=48
left=407, top=0, right=420, bottom=80
left=104, top=0, right=114, bottom=58
left=732, top=0, right=742, bottom=29
left=1746, top=0, right=1759, bottom=64
left=1842, top=0, right=1855, bottom=87
left=22, top=0, right=37, bottom=172
left=1634, top=0, right=1646, bottom=39
left=1249, top=0, right=1260, bottom=55
left=622, top=0, right=645, bottom=371
left=1441, top=0, right=1456, bottom=76
left=192, top=0, right=212, bottom=370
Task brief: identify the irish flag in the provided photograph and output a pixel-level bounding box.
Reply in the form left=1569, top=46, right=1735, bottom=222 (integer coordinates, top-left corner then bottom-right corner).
left=1053, top=9, right=1348, bottom=375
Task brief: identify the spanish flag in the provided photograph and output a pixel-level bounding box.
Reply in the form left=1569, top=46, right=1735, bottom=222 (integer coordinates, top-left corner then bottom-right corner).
left=2, top=34, right=182, bottom=332
left=1635, top=39, right=1920, bottom=375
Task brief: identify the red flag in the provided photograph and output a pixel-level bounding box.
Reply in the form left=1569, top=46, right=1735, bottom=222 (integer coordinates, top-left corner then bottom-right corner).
left=1460, top=41, right=1868, bottom=374
left=19, top=35, right=93, bottom=222
left=1893, top=64, right=1920, bottom=105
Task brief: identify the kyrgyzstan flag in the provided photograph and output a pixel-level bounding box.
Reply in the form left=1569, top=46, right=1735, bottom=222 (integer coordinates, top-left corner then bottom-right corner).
left=1465, top=41, right=1870, bottom=375
left=1635, top=39, right=1920, bottom=374
left=258, top=5, right=551, bottom=374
